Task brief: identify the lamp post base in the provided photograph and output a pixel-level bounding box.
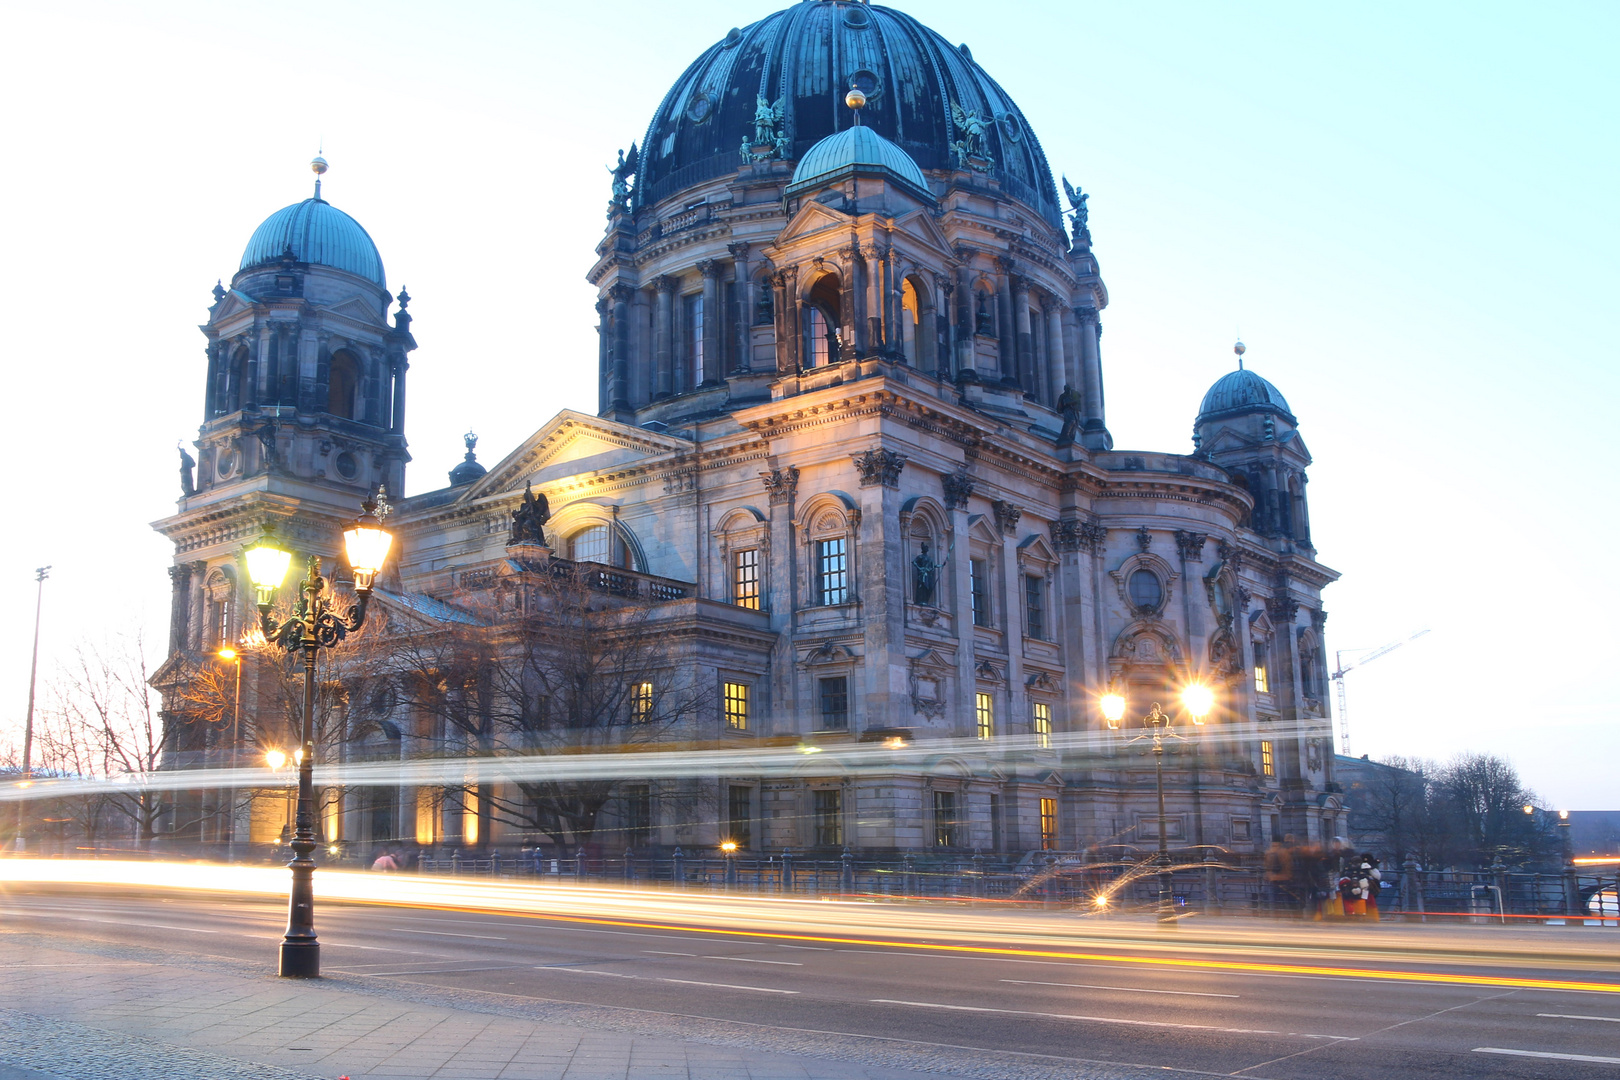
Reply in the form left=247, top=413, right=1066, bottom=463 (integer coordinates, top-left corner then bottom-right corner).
left=279, top=940, right=320, bottom=978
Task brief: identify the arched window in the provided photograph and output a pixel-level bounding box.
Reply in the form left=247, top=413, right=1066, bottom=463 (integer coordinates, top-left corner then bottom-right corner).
left=900, top=279, right=921, bottom=365
left=569, top=524, right=627, bottom=568
left=328, top=349, right=360, bottom=420
left=227, top=346, right=251, bottom=413
left=1127, top=569, right=1163, bottom=612
left=803, top=271, right=842, bottom=367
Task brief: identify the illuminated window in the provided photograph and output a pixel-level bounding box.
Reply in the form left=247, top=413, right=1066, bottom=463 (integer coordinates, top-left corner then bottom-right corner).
left=1127, top=569, right=1163, bottom=611
left=630, top=681, right=655, bottom=724
left=970, top=559, right=991, bottom=626
left=816, top=537, right=848, bottom=605
left=1260, top=740, right=1275, bottom=777
left=806, top=305, right=834, bottom=367
left=733, top=548, right=760, bottom=610
left=1032, top=701, right=1051, bottom=749
left=1254, top=642, right=1270, bottom=693
left=723, top=682, right=749, bottom=731
left=1039, top=798, right=1058, bottom=850
left=819, top=676, right=849, bottom=730
left=975, top=692, right=994, bottom=740
left=932, top=790, right=957, bottom=847
left=813, top=788, right=842, bottom=847
left=1024, top=574, right=1046, bottom=639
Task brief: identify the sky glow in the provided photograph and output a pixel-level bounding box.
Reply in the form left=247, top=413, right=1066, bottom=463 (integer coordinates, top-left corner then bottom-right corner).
left=0, top=1, right=1612, bottom=806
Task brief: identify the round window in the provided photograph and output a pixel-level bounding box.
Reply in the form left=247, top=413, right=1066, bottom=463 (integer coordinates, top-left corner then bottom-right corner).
left=1127, top=569, right=1163, bottom=611
left=685, top=92, right=713, bottom=123
left=335, top=451, right=359, bottom=479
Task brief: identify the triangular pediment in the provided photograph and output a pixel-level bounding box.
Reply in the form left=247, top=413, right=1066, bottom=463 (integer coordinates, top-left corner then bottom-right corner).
left=776, top=201, right=853, bottom=247
left=324, top=295, right=387, bottom=327
left=463, top=410, right=692, bottom=501
left=889, top=208, right=956, bottom=262
left=209, top=291, right=254, bottom=323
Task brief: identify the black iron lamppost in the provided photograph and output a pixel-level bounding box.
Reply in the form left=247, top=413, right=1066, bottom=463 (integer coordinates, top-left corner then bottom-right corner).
left=243, top=494, right=392, bottom=978
left=1100, top=683, right=1214, bottom=925
left=216, top=645, right=243, bottom=861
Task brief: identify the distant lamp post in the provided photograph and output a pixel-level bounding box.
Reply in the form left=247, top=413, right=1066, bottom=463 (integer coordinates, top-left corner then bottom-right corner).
left=1102, top=684, right=1215, bottom=924
left=721, top=839, right=739, bottom=890
left=245, top=495, right=392, bottom=978
left=217, top=646, right=243, bottom=861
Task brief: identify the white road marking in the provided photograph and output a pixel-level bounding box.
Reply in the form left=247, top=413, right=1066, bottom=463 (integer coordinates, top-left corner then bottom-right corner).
left=553, top=967, right=798, bottom=994
left=1000, top=978, right=1238, bottom=999
left=1537, top=1013, right=1620, bottom=1023
left=643, top=950, right=697, bottom=956
left=705, top=955, right=802, bottom=966
left=387, top=928, right=506, bottom=940
left=1476, top=1048, right=1620, bottom=1064
left=871, top=999, right=1356, bottom=1041
left=777, top=944, right=833, bottom=951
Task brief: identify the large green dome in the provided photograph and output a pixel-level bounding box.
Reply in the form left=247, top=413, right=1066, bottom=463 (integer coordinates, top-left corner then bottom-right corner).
left=240, top=198, right=386, bottom=288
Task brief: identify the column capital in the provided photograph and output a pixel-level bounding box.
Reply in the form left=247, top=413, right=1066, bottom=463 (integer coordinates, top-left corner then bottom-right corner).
left=654, top=275, right=678, bottom=294
left=726, top=241, right=752, bottom=261
left=697, top=259, right=720, bottom=279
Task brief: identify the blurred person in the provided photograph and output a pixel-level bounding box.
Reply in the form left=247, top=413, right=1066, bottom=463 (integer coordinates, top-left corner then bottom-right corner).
left=371, top=848, right=399, bottom=872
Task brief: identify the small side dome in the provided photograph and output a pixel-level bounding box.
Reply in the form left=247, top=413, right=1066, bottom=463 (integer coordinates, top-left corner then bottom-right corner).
left=448, top=431, right=487, bottom=487
left=1197, top=368, right=1294, bottom=424
left=785, top=126, right=933, bottom=203
left=240, top=198, right=386, bottom=288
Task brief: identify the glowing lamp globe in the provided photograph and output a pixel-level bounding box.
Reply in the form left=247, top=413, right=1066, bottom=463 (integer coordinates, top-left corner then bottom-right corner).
left=217, top=646, right=237, bottom=662
left=265, top=749, right=287, bottom=770
left=1181, top=684, right=1214, bottom=722
left=343, top=498, right=393, bottom=591
left=1100, top=692, right=1126, bottom=729
left=244, top=532, right=293, bottom=606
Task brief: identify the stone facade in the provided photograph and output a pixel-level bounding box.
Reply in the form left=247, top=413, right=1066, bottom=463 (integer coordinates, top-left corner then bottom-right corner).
left=153, top=1, right=1341, bottom=859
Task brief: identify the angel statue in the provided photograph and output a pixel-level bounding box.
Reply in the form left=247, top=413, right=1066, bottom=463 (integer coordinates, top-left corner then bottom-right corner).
left=606, top=143, right=639, bottom=215
left=949, top=102, right=993, bottom=171
left=1062, top=176, right=1091, bottom=244
left=742, top=95, right=788, bottom=161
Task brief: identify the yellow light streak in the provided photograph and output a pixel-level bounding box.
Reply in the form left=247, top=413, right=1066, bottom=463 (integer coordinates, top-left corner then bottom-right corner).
left=2, top=860, right=1617, bottom=996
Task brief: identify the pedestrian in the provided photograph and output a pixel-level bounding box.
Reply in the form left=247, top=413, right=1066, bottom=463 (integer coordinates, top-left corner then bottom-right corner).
left=372, top=848, right=399, bottom=872
left=1362, top=855, right=1382, bottom=921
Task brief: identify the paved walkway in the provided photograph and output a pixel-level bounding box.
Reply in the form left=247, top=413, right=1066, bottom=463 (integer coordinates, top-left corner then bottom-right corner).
left=0, top=931, right=1071, bottom=1080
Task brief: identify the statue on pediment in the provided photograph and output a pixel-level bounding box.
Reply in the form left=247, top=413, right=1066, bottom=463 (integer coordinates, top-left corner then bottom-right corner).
left=510, top=482, right=551, bottom=546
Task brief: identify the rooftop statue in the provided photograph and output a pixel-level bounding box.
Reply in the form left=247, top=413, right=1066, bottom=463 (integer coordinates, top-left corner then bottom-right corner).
left=607, top=143, right=639, bottom=217
left=743, top=96, right=788, bottom=162
left=949, top=102, right=993, bottom=172
left=510, top=481, right=551, bottom=547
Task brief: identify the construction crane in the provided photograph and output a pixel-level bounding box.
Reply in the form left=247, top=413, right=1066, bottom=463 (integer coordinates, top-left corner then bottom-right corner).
left=1332, top=628, right=1431, bottom=756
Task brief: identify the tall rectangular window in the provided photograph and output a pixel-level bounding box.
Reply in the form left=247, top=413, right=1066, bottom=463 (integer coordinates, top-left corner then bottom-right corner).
left=1254, top=642, right=1270, bottom=693
left=1032, top=701, right=1052, bottom=749
left=684, top=292, right=704, bottom=387
left=723, top=682, right=750, bottom=731
left=819, top=676, right=849, bottom=730
left=733, top=548, right=760, bottom=610
left=1040, top=797, right=1058, bottom=850
left=625, top=784, right=652, bottom=847
left=630, top=681, right=654, bottom=723
left=932, top=790, right=957, bottom=848
left=727, top=785, right=752, bottom=849
left=975, top=692, right=994, bottom=740
left=1024, top=574, right=1045, bottom=639
left=816, top=537, right=848, bottom=605
left=970, top=559, right=990, bottom=626
left=1260, top=740, right=1275, bottom=777
left=813, top=788, right=842, bottom=847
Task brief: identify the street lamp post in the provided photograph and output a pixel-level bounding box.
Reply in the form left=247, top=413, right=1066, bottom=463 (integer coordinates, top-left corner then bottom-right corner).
left=244, top=495, right=392, bottom=978
left=16, top=566, right=49, bottom=853
left=217, top=646, right=243, bottom=862
left=1101, top=684, right=1214, bottom=925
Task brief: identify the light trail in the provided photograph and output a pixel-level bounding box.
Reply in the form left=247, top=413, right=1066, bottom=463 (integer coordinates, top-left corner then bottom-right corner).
left=0, top=720, right=1332, bottom=802
left=4, top=859, right=1618, bottom=996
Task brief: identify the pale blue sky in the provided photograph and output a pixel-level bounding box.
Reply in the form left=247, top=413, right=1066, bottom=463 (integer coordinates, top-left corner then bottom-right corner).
left=0, top=1, right=1613, bottom=805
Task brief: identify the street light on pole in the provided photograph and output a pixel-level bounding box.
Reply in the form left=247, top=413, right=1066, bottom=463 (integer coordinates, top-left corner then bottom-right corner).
left=1101, top=683, right=1215, bottom=925
left=243, top=493, right=392, bottom=978
left=217, top=646, right=243, bottom=862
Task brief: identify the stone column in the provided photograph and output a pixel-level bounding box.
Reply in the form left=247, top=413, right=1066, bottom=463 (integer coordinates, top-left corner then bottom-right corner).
left=865, top=246, right=885, bottom=356
left=995, top=261, right=1017, bottom=384
left=945, top=471, right=977, bottom=738
left=772, top=268, right=799, bottom=374
left=761, top=465, right=800, bottom=734
left=934, top=279, right=951, bottom=377
left=653, top=276, right=676, bottom=398
left=853, top=451, right=905, bottom=727
left=167, top=563, right=195, bottom=655
left=595, top=297, right=610, bottom=412
left=1045, top=304, right=1068, bottom=406
left=1077, top=307, right=1105, bottom=439
left=609, top=284, right=633, bottom=411
left=698, top=260, right=722, bottom=385
left=842, top=244, right=863, bottom=359
left=728, top=243, right=752, bottom=374
left=1014, top=279, right=1035, bottom=396
left=954, top=260, right=975, bottom=376
left=390, top=354, right=408, bottom=434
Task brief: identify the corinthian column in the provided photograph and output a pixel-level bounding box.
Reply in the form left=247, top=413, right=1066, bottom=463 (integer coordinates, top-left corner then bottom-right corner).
left=1045, top=303, right=1068, bottom=407
left=653, top=276, right=676, bottom=398
left=698, top=260, right=721, bottom=385
left=609, top=283, right=634, bottom=411
left=728, top=242, right=752, bottom=374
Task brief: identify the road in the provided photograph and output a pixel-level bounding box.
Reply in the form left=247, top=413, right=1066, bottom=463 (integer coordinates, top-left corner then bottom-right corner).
left=3, top=880, right=1618, bottom=1079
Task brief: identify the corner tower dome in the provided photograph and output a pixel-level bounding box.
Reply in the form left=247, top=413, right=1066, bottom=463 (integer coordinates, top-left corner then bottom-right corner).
left=239, top=162, right=386, bottom=288
left=786, top=124, right=932, bottom=202
left=1197, top=368, right=1295, bottom=424
left=635, top=0, right=1062, bottom=228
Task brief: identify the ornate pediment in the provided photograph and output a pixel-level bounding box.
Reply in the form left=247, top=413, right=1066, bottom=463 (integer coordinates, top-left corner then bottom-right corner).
left=463, top=410, right=692, bottom=501
left=324, top=295, right=388, bottom=327
left=775, top=201, right=854, bottom=248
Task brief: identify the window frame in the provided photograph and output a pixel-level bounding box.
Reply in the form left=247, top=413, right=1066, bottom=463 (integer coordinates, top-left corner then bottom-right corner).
left=1260, top=739, right=1275, bottom=778
left=975, top=692, right=995, bottom=740
left=1253, top=641, right=1271, bottom=694
left=727, top=785, right=752, bottom=849
left=1032, top=700, right=1052, bottom=749
left=932, top=789, right=957, bottom=848
left=722, top=681, right=750, bottom=731
left=814, top=536, right=849, bottom=606
left=812, top=787, right=843, bottom=847
left=1023, top=573, right=1047, bottom=640
left=1039, top=797, right=1058, bottom=850
left=732, top=547, right=761, bottom=610
left=970, top=558, right=991, bottom=627
left=818, top=676, right=850, bottom=731
left=630, top=681, right=655, bottom=724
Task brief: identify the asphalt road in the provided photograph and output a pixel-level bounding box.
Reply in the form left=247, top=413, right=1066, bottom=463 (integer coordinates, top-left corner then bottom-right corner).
left=3, top=883, right=1618, bottom=1079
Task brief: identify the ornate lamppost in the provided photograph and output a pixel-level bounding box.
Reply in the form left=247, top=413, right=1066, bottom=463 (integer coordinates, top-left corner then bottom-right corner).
left=1100, top=683, right=1215, bottom=925
left=216, top=645, right=243, bottom=861
left=243, top=494, right=392, bottom=978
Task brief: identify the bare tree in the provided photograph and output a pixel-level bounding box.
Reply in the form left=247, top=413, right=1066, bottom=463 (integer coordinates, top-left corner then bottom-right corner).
left=386, top=563, right=712, bottom=852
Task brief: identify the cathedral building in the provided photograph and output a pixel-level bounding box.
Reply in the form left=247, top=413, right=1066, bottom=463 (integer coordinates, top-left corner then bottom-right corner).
left=155, top=0, right=1341, bottom=859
